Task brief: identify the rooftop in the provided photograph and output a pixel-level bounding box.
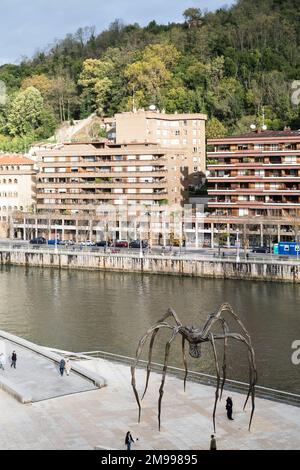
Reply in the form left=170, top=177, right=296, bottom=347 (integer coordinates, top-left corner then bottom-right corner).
left=208, top=129, right=300, bottom=145
left=0, top=154, right=35, bottom=165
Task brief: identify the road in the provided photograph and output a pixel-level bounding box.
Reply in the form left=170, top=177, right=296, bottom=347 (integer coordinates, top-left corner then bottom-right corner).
left=0, top=239, right=298, bottom=262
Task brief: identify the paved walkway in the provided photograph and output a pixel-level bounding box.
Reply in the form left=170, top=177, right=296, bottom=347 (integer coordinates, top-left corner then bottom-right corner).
left=0, top=337, right=99, bottom=402
left=0, top=355, right=299, bottom=449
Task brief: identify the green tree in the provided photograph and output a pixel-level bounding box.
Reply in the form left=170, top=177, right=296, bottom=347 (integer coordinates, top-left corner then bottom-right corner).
left=206, top=117, right=228, bottom=139
left=125, top=43, right=180, bottom=108
left=183, top=8, right=203, bottom=28
left=79, top=59, right=114, bottom=115
left=7, top=87, right=44, bottom=136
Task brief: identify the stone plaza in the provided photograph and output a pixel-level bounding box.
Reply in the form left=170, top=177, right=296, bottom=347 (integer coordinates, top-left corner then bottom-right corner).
left=0, top=331, right=299, bottom=450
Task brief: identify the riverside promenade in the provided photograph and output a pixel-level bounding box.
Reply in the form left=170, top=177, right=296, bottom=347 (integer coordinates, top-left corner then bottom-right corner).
left=1, top=246, right=300, bottom=283
left=0, top=331, right=105, bottom=403
left=0, top=332, right=300, bottom=449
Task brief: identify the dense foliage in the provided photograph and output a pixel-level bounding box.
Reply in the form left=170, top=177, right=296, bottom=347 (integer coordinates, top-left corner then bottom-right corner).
left=0, top=0, right=300, bottom=151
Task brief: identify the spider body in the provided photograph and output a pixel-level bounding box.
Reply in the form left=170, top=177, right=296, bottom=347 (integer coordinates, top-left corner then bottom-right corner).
left=131, top=303, right=257, bottom=433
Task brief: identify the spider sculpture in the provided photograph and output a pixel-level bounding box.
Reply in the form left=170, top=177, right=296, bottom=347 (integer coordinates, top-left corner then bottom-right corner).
left=131, top=303, right=257, bottom=433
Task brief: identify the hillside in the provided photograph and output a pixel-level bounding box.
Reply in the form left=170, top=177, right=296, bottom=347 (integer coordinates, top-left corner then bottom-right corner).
left=0, top=0, right=300, bottom=151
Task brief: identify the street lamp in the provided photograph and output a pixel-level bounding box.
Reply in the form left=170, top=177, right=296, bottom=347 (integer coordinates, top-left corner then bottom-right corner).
left=55, top=227, right=58, bottom=253
left=236, top=229, right=240, bottom=263
left=139, top=224, right=143, bottom=259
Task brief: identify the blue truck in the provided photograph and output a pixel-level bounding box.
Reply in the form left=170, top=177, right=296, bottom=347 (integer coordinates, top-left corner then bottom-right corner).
left=277, top=242, right=300, bottom=256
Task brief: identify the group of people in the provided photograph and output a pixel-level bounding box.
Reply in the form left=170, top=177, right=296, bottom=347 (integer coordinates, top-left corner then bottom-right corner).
left=59, top=358, right=72, bottom=376
left=0, top=351, right=17, bottom=370
left=0, top=349, right=71, bottom=378
left=125, top=396, right=234, bottom=451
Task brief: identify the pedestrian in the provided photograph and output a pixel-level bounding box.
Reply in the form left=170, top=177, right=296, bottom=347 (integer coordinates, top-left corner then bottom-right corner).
left=226, top=396, right=234, bottom=420
left=59, top=358, right=66, bottom=376
left=210, top=434, right=217, bottom=451
left=0, top=353, right=5, bottom=370
left=11, top=351, right=17, bottom=369
left=65, top=359, right=72, bottom=376
left=125, top=431, right=135, bottom=451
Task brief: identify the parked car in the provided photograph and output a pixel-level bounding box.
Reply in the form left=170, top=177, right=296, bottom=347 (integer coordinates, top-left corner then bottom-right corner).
left=30, top=237, right=46, bottom=245
left=112, top=240, right=129, bottom=248
left=48, top=239, right=62, bottom=245
left=96, top=241, right=111, bottom=247
left=252, top=246, right=271, bottom=253
left=129, top=240, right=149, bottom=249
left=64, top=240, right=75, bottom=246
left=80, top=240, right=96, bottom=247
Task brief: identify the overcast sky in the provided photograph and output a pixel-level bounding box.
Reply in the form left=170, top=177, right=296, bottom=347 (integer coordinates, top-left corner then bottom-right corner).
left=0, top=0, right=234, bottom=65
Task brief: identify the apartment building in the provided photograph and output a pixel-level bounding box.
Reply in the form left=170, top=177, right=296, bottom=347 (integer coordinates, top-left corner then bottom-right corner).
left=0, top=155, right=36, bottom=222
left=110, top=109, right=207, bottom=173
left=35, top=140, right=198, bottom=214
left=207, top=129, right=300, bottom=218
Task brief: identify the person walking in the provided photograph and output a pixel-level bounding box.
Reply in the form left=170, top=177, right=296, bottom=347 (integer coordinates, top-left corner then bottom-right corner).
left=226, top=396, right=234, bottom=420
left=0, top=353, right=5, bottom=370
left=125, top=431, right=135, bottom=451
left=65, top=359, right=72, bottom=376
left=210, top=435, right=217, bottom=451
left=59, top=358, right=66, bottom=376
left=11, top=351, right=17, bottom=369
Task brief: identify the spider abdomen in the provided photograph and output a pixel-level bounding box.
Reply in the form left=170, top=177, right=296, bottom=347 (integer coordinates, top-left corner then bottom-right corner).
left=189, top=343, right=202, bottom=358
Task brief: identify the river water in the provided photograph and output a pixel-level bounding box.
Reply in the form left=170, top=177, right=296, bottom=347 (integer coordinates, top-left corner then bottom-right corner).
left=0, top=265, right=299, bottom=393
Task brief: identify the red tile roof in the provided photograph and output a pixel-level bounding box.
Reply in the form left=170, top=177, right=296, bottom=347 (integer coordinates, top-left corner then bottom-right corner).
left=0, top=155, right=34, bottom=165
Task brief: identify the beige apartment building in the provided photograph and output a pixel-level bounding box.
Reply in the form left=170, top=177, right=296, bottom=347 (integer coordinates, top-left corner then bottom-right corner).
left=35, top=141, right=195, bottom=214
left=34, top=111, right=207, bottom=214
left=0, top=155, right=36, bottom=221
left=113, top=110, right=207, bottom=173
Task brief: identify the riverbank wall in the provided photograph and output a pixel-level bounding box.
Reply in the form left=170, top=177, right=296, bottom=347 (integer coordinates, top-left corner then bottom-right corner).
left=0, top=248, right=300, bottom=283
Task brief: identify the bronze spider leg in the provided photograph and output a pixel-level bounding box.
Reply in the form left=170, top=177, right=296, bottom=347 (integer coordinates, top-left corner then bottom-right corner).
left=218, top=303, right=252, bottom=345
left=243, top=346, right=257, bottom=419
left=131, top=322, right=173, bottom=423
left=207, top=318, right=230, bottom=401
left=217, top=305, right=257, bottom=415
left=142, top=308, right=182, bottom=400
left=158, top=328, right=180, bottom=431
left=214, top=332, right=256, bottom=431
left=205, top=303, right=256, bottom=405
left=142, top=328, right=160, bottom=400
left=182, top=336, right=188, bottom=392
left=220, top=303, right=257, bottom=410
left=209, top=333, right=221, bottom=433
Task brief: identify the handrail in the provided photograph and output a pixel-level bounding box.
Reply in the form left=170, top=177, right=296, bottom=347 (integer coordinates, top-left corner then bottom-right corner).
left=53, top=348, right=300, bottom=406
left=1, top=245, right=300, bottom=265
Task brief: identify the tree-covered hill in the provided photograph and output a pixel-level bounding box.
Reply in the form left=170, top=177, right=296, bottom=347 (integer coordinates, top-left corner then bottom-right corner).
left=0, top=0, right=300, bottom=151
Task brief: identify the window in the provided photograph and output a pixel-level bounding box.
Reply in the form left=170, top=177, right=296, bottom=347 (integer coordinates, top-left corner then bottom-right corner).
left=14, top=179, right=18, bottom=184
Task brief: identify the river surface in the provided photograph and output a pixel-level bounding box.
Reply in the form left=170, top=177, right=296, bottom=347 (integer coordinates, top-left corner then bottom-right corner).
left=0, top=266, right=299, bottom=393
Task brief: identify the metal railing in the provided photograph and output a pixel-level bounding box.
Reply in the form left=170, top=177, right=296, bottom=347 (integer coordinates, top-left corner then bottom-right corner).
left=0, top=243, right=300, bottom=265
left=53, top=348, right=300, bottom=408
